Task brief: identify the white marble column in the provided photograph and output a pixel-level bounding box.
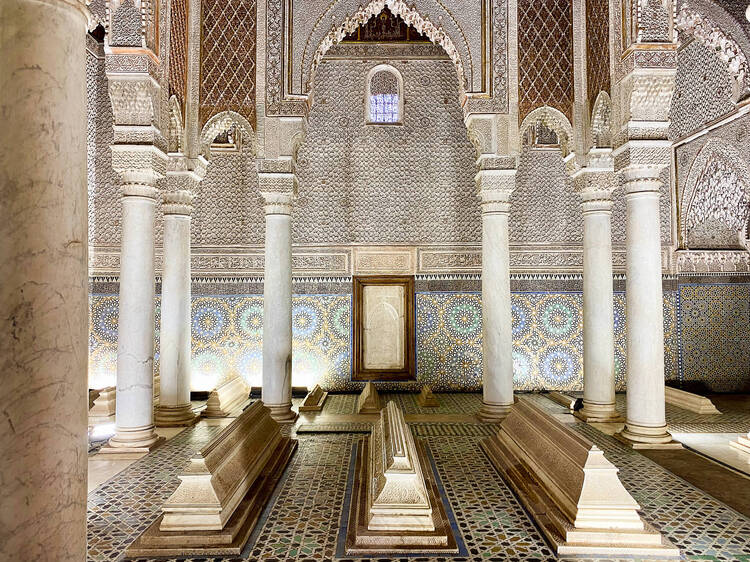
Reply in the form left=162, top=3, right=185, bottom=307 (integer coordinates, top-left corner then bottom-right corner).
left=155, top=190, right=197, bottom=426
left=617, top=166, right=673, bottom=446
left=261, top=191, right=298, bottom=422
left=104, top=166, right=166, bottom=452
left=1, top=0, right=90, bottom=558
left=576, top=170, right=622, bottom=423
left=477, top=167, right=517, bottom=422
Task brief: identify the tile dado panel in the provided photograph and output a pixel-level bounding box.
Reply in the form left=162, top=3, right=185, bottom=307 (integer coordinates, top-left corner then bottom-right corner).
left=89, top=288, right=734, bottom=393
left=678, top=283, right=750, bottom=392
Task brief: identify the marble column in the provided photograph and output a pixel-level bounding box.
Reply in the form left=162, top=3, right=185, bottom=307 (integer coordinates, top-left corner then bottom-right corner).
left=155, top=190, right=198, bottom=426
left=103, top=163, right=166, bottom=452
left=0, top=0, right=90, bottom=558
left=616, top=166, right=674, bottom=446
left=477, top=167, right=517, bottom=422
left=261, top=191, right=298, bottom=423
left=576, top=171, right=622, bottom=423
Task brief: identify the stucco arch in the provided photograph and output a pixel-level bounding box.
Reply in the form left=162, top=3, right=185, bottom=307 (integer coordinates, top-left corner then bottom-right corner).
left=519, top=106, right=575, bottom=158
left=199, top=110, right=258, bottom=160
left=676, top=1, right=750, bottom=101
left=681, top=138, right=750, bottom=248
left=303, top=0, right=470, bottom=98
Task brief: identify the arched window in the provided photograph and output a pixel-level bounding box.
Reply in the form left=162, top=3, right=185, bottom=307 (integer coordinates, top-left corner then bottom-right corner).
left=366, top=65, right=403, bottom=124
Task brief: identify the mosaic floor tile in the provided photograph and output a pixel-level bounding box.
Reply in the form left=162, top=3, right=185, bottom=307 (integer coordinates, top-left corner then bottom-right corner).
left=381, top=392, right=482, bottom=415
left=87, top=396, right=750, bottom=562
left=613, top=393, right=750, bottom=433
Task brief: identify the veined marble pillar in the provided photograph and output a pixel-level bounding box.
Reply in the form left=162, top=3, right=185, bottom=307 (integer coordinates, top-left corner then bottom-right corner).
left=576, top=166, right=622, bottom=423
left=617, top=166, right=673, bottom=445
left=259, top=163, right=298, bottom=423
left=477, top=166, right=517, bottom=422
left=155, top=190, right=197, bottom=427
left=0, top=0, right=89, bottom=557
left=104, top=155, right=166, bottom=452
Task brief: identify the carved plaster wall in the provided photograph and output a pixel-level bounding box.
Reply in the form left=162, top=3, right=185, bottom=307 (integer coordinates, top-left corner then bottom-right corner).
left=675, top=112, right=750, bottom=251
left=669, top=36, right=736, bottom=141
left=86, top=43, right=120, bottom=249
left=294, top=50, right=479, bottom=245
left=680, top=138, right=750, bottom=249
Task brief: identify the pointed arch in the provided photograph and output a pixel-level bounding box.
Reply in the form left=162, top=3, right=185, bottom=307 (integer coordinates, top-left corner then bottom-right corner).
left=681, top=139, right=750, bottom=249
left=519, top=106, right=575, bottom=158
left=590, top=91, right=612, bottom=149
left=306, top=0, right=467, bottom=97
left=199, top=110, right=258, bottom=159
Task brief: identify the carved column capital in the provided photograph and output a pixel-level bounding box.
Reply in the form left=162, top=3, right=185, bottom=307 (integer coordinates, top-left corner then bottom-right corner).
left=112, top=144, right=168, bottom=199
left=162, top=190, right=195, bottom=216
left=260, top=192, right=295, bottom=215
left=166, top=153, right=207, bottom=194
left=621, top=165, right=664, bottom=196
left=476, top=164, right=517, bottom=215
left=257, top=159, right=298, bottom=214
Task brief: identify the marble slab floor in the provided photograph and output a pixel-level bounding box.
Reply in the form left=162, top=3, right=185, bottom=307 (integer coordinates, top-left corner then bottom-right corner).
left=87, top=393, right=750, bottom=561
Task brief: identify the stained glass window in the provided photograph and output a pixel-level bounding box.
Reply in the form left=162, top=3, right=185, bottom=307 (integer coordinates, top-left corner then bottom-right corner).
left=368, top=69, right=400, bottom=123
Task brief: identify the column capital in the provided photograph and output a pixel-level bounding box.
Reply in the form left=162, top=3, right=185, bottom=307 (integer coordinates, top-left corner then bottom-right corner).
left=476, top=164, right=517, bottom=214
left=166, top=153, right=207, bottom=194
left=573, top=154, right=616, bottom=212
left=260, top=192, right=295, bottom=215
left=257, top=159, right=298, bottom=198
left=621, top=165, right=664, bottom=195
left=162, top=190, right=195, bottom=216
left=112, top=144, right=168, bottom=189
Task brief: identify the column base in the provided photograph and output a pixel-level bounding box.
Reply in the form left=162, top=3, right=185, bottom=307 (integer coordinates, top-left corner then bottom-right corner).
left=575, top=401, right=625, bottom=423
left=155, top=404, right=199, bottom=427
left=614, top=422, right=682, bottom=449
left=100, top=425, right=166, bottom=455
left=477, top=401, right=513, bottom=423
left=266, top=402, right=299, bottom=424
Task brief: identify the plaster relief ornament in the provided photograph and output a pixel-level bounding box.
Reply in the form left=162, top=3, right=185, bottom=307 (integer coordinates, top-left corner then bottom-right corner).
left=676, top=4, right=750, bottom=100
left=309, top=0, right=465, bottom=95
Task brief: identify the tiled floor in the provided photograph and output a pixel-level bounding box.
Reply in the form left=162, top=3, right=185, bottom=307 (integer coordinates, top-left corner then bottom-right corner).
left=88, top=391, right=750, bottom=562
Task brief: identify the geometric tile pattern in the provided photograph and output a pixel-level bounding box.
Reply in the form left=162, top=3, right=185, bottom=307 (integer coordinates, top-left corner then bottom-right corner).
left=586, top=0, right=610, bottom=108
left=678, top=283, right=750, bottom=392
left=517, top=0, right=574, bottom=123
left=416, top=291, right=679, bottom=393
left=199, top=0, right=256, bottom=128
left=90, top=412, right=750, bottom=562
left=90, top=289, right=692, bottom=394
left=89, top=294, right=351, bottom=392
left=87, top=424, right=226, bottom=561
left=381, top=392, right=483, bottom=415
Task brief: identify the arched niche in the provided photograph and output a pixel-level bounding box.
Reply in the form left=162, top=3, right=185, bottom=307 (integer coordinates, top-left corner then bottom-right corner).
left=681, top=139, right=750, bottom=249
left=199, top=110, right=258, bottom=160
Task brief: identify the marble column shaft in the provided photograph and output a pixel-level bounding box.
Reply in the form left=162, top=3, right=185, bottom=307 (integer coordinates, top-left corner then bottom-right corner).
left=477, top=169, right=516, bottom=422
left=261, top=191, right=297, bottom=422
left=107, top=175, right=163, bottom=450
left=578, top=176, right=620, bottom=422
left=0, top=0, right=90, bottom=558
left=155, top=190, right=197, bottom=426
left=619, top=167, right=672, bottom=444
